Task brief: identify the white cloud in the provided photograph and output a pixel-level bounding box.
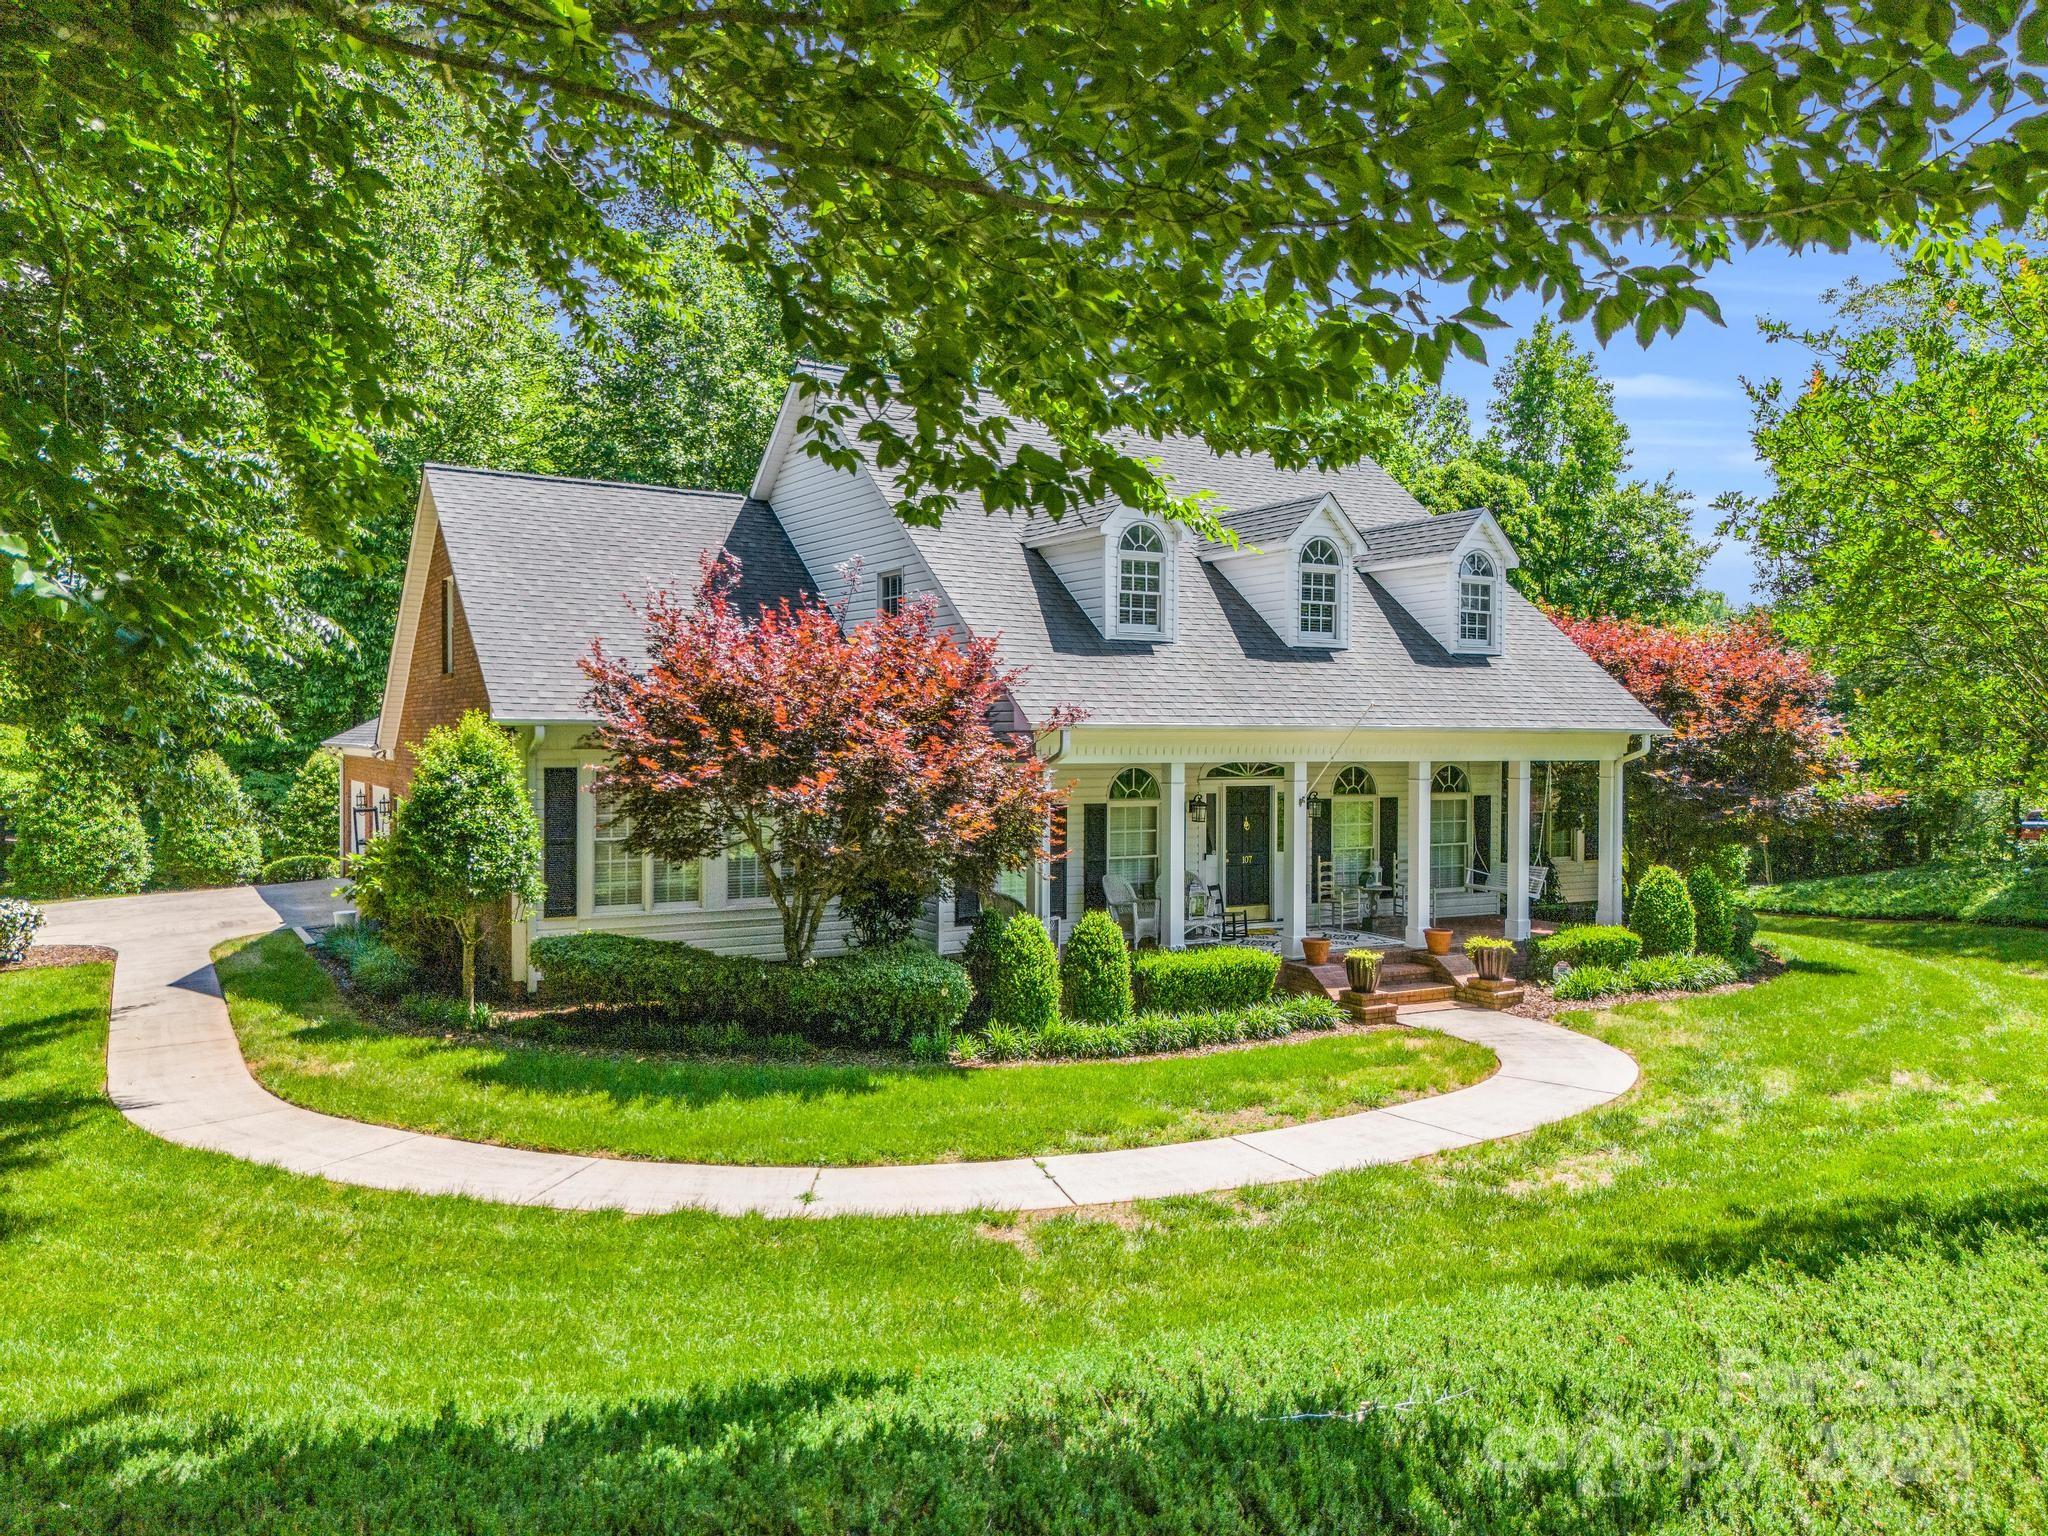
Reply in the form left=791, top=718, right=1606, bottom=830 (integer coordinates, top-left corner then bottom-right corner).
left=1609, top=373, right=1734, bottom=402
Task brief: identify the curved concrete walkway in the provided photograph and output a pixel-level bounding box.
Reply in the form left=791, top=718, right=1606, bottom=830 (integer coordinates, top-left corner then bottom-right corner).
left=42, top=884, right=1638, bottom=1218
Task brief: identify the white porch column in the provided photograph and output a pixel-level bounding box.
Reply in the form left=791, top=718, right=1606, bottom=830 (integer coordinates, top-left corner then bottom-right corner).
left=1405, top=759, right=1432, bottom=948
left=1596, top=755, right=1625, bottom=925
left=1164, top=759, right=1188, bottom=949
left=1285, top=758, right=1310, bottom=958
left=1507, top=759, right=1532, bottom=942
left=1035, top=767, right=1056, bottom=936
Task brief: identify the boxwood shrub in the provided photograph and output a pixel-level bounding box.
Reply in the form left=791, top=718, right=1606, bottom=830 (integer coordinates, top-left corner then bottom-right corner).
left=987, top=914, right=1059, bottom=1033
left=1630, top=864, right=1697, bottom=956
left=1130, top=945, right=1280, bottom=1011
left=1060, top=909, right=1133, bottom=1024
left=1530, top=925, right=1641, bottom=980
left=1687, top=865, right=1736, bottom=957
left=530, top=932, right=969, bottom=1044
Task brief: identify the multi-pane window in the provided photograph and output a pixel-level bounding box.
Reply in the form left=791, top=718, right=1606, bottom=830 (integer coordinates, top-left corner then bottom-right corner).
left=1430, top=796, right=1470, bottom=893
left=726, top=845, right=769, bottom=901
left=877, top=570, right=904, bottom=616
left=1116, top=524, right=1164, bottom=631
left=1331, top=766, right=1376, bottom=889
left=1458, top=552, right=1496, bottom=646
left=1298, top=537, right=1340, bottom=638
left=1106, top=767, right=1161, bottom=897
left=592, top=795, right=644, bottom=910
left=652, top=857, right=701, bottom=905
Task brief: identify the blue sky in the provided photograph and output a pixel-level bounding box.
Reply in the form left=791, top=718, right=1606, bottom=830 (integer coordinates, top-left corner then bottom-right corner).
left=1434, top=239, right=1902, bottom=606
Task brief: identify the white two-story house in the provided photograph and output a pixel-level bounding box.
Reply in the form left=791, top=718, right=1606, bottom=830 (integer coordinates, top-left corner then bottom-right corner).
left=333, top=368, right=1664, bottom=983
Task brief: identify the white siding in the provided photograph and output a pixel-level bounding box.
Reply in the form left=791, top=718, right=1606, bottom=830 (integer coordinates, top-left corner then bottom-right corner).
left=534, top=901, right=853, bottom=962
left=767, top=434, right=962, bottom=628
left=1040, top=537, right=1106, bottom=633
left=1372, top=560, right=1454, bottom=649
left=1219, top=549, right=1293, bottom=634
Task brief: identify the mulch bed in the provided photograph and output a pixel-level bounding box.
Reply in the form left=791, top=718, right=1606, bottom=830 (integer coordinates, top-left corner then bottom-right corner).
left=0, top=944, right=118, bottom=972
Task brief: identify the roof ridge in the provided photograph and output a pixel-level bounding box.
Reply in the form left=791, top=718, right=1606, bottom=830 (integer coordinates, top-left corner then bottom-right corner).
left=424, top=463, right=752, bottom=500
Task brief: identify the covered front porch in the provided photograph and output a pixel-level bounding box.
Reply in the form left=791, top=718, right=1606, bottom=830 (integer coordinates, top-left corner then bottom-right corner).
left=1017, top=728, right=1639, bottom=962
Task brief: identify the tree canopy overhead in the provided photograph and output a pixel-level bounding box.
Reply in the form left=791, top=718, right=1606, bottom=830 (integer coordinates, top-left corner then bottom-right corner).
left=12, top=0, right=2048, bottom=653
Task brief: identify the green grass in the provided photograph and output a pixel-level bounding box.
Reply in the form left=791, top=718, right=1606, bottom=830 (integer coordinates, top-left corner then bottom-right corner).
left=1748, top=859, right=2048, bottom=926
left=214, top=934, right=1491, bottom=1164
left=2, top=917, right=2046, bottom=1532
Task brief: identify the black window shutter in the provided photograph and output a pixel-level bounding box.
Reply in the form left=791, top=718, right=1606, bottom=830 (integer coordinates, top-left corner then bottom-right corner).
left=1082, top=802, right=1108, bottom=910
left=1049, top=807, right=1069, bottom=919
left=1497, top=762, right=1510, bottom=861
left=542, top=768, right=578, bottom=917
left=1378, top=796, right=1399, bottom=889
left=953, top=882, right=981, bottom=924
left=1311, top=797, right=1332, bottom=875
left=1473, top=795, right=1493, bottom=875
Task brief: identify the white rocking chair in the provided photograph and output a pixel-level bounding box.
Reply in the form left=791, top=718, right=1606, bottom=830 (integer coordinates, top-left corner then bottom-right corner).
left=1101, top=873, right=1161, bottom=949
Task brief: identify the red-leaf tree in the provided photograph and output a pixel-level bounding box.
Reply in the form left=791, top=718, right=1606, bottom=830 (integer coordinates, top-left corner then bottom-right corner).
left=583, top=554, right=1065, bottom=963
left=1556, top=613, right=1865, bottom=868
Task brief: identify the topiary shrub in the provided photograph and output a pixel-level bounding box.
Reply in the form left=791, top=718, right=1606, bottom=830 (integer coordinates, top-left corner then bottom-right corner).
left=1530, top=925, right=1641, bottom=980
left=987, top=913, right=1059, bottom=1033
left=154, top=752, right=263, bottom=889
left=1630, top=864, right=1697, bottom=956
left=261, top=854, right=339, bottom=884
left=267, top=751, right=342, bottom=863
left=1130, top=946, right=1280, bottom=1011
left=1060, top=909, right=1132, bottom=1024
left=1730, top=903, right=1760, bottom=962
left=8, top=764, right=152, bottom=899
left=0, top=897, right=44, bottom=964
left=958, top=908, right=1011, bottom=1025
left=1687, top=865, right=1736, bottom=957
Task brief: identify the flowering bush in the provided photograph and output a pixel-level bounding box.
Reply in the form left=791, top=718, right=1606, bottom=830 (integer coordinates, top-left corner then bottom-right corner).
left=0, top=898, right=44, bottom=965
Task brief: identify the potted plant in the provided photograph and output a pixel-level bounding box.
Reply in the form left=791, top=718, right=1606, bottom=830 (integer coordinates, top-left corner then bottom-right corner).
left=1466, top=935, right=1515, bottom=979
left=1300, top=934, right=1333, bottom=966
left=1423, top=925, right=1454, bottom=956
left=1344, top=948, right=1382, bottom=993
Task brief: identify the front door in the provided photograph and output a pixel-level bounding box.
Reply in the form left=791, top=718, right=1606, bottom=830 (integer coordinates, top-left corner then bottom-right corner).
left=1225, top=784, right=1272, bottom=913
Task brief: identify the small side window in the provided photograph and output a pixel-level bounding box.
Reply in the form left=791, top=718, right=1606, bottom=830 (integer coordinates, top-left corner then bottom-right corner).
left=877, top=570, right=905, bottom=616
left=440, top=578, right=454, bottom=674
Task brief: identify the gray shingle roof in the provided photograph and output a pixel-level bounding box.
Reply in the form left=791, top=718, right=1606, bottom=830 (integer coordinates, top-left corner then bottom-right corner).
left=1196, top=495, right=1332, bottom=556
left=424, top=465, right=813, bottom=721
left=1359, top=508, right=1487, bottom=564
left=322, top=716, right=379, bottom=750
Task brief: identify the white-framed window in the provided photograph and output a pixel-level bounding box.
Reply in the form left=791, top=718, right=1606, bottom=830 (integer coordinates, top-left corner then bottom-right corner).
left=1116, top=523, right=1165, bottom=633
left=1331, top=766, right=1376, bottom=889
left=877, top=569, right=904, bottom=616
left=652, top=856, right=701, bottom=906
left=1430, top=765, right=1471, bottom=891
left=1107, top=767, right=1161, bottom=897
left=1297, top=537, right=1341, bottom=640
left=440, top=578, right=454, bottom=674
left=1458, top=552, right=1497, bottom=648
left=726, top=844, right=769, bottom=901
left=592, top=794, right=644, bottom=911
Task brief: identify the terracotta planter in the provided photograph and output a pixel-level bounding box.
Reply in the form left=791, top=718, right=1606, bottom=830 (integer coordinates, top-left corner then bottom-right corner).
left=1344, top=951, right=1382, bottom=993
left=1300, top=936, right=1333, bottom=966
left=1423, top=927, right=1454, bottom=956
left=1473, top=945, right=1511, bottom=980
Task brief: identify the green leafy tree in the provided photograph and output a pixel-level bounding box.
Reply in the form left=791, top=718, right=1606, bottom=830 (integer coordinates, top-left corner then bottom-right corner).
left=1723, top=235, right=2048, bottom=796
left=8, top=758, right=151, bottom=899
left=380, top=713, right=544, bottom=1009
left=154, top=753, right=264, bottom=889
left=1399, top=322, right=1715, bottom=618
left=11, top=1, right=2045, bottom=652
left=268, top=752, right=343, bottom=864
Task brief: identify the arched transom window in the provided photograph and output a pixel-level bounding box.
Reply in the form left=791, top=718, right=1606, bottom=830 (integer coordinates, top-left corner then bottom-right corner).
left=1432, top=765, right=1470, bottom=794
left=1330, top=767, right=1377, bottom=888
left=1109, top=768, right=1160, bottom=800
left=1297, top=537, right=1341, bottom=638
left=1333, top=766, right=1376, bottom=796
left=1458, top=551, right=1497, bottom=647
left=1117, top=523, right=1165, bottom=632
left=1106, top=768, right=1161, bottom=896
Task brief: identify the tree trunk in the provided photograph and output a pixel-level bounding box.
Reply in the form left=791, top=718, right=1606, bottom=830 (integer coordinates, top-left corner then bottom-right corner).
left=459, top=913, right=477, bottom=1012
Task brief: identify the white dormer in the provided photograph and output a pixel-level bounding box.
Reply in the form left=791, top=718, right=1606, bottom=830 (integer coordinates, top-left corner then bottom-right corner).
left=1027, top=506, right=1182, bottom=643
left=1355, top=508, right=1519, bottom=657
left=1198, top=493, right=1364, bottom=649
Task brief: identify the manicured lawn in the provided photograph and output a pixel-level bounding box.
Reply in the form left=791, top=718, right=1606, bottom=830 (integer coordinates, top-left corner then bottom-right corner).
left=214, top=933, right=1493, bottom=1164
left=1748, top=859, right=2048, bottom=926
left=4, top=917, right=2047, bottom=1532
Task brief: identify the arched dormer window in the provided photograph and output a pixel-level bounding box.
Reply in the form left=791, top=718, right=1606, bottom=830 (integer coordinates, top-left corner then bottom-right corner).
left=1297, top=537, right=1341, bottom=640
left=1116, top=523, right=1165, bottom=634
left=1458, top=551, right=1498, bottom=649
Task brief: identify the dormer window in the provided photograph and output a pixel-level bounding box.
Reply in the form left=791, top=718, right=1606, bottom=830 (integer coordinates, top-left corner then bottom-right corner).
left=1116, top=523, right=1165, bottom=634
left=1458, top=552, right=1498, bottom=650
left=1297, top=538, right=1341, bottom=641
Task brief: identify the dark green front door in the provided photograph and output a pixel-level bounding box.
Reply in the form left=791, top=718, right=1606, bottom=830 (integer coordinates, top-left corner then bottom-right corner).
left=1225, top=784, right=1272, bottom=912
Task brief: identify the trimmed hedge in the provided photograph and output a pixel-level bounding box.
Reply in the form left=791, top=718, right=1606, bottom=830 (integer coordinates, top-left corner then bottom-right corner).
left=969, top=993, right=1342, bottom=1062
left=987, top=915, right=1059, bottom=1033
left=1130, top=946, right=1280, bottom=1011
left=1060, top=909, right=1133, bottom=1024
left=530, top=932, right=969, bottom=1044
left=262, top=854, right=339, bottom=884
left=1631, top=864, right=1696, bottom=956
left=154, top=752, right=264, bottom=889
left=1530, top=925, right=1641, bottom=980
left=0, top=898, right=44, bottom=965
left=1687, top=865, right=1736, bottom=957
